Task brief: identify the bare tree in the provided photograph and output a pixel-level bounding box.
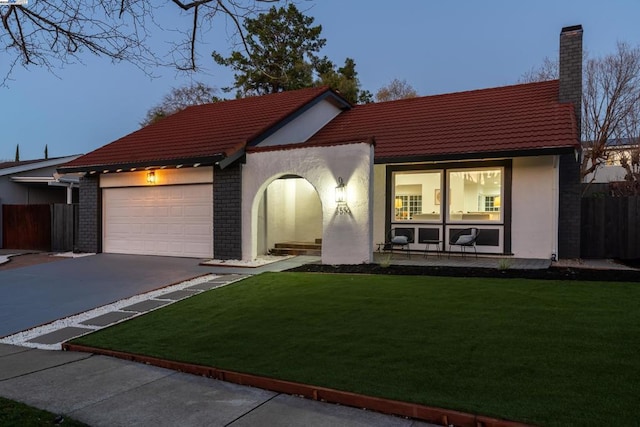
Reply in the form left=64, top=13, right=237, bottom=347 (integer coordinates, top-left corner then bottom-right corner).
left=375, top=78, right=418, bottom=102
left=0, top=1, right=279, bottom=84
left=519, top=57, right=558, bottom=83
left=610, top=97, right=640, bottom=195
left=582, top=43, right=640, bottom=182
left=520, top=43, right=640, bottom=185
left=140, top=81, right=219, bottom=126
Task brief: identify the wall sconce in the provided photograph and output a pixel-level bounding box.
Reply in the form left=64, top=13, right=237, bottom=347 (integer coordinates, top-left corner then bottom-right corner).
left=146, top=171, right=156, bottom=185
left=335, top=176, right=350, bottom=215
left=395, top=197, right=403, bottom=209
left=494, top=195, right=501, bottom=208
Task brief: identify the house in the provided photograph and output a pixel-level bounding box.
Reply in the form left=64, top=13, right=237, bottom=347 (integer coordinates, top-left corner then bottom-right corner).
left=58, top=26, right=583, bottom=264
left=1, top=155, right=81, bottom=249
left=583, top=138, right=639, bottom=184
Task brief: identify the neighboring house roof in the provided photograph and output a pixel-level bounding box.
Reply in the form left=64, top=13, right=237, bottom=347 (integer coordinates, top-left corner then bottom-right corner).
left=0, top=155, right=82, bottom=177
left=307, top=80, right=579, bottom=163
left=602, top=137, right=639, bottom=148
left=0, top=159, right=44, bottom=170
left=59, top=86, right=345, bottom=173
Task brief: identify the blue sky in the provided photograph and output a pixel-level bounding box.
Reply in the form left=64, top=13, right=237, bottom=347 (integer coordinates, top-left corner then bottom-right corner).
left=1, top=0, right=639, bottom=161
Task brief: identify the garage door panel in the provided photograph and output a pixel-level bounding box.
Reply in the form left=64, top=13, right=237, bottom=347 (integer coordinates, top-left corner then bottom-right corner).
left=103, top=185, right=213, bottom=258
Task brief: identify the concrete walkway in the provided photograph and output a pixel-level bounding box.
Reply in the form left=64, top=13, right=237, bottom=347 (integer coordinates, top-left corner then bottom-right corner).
left=0, top=343, right=433, bottom=427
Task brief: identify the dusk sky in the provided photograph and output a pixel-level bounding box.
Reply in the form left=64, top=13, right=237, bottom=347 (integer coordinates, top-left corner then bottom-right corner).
left=1, top=0, right=639, bottom=161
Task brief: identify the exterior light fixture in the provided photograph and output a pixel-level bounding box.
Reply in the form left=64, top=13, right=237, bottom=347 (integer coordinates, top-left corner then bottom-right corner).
left=147, top=171, right=156, bottom=184
left=335, top=176, right=350, bottom=215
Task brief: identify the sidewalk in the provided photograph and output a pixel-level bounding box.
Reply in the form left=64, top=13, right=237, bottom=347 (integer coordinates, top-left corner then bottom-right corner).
left=0, top=343, right=432, bottom=427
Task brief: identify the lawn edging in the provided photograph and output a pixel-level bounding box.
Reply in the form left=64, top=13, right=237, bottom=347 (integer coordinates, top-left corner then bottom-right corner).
left=62, top=343, right=532, bottom=427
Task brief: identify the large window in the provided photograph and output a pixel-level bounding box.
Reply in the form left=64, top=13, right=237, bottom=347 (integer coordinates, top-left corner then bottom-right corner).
left=392, top=167, right=503, bottom=223
left=393, top=171, right=442, bottom=221
left=448, top=168, right=502, bottom=222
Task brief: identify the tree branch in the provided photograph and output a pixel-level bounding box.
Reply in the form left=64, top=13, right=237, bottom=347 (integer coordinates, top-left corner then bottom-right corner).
left=1, top=0, right=280, bottom=85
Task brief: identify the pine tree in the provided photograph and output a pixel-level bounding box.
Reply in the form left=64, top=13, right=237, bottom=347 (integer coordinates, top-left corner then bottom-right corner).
left=14, top=144, right=19, bottom=162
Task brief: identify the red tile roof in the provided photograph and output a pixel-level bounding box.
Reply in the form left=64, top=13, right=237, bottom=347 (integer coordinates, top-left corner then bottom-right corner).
left=60, top=86, right=335, bottom=171
left=61, top=80, right=578, bottom=172
left=308, top=80, right=579, bottom=161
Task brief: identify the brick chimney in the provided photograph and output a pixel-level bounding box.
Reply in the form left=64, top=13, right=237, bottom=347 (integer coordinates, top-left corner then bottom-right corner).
left=559, top=25, right=583, bottom=134
left=557, top=25, right=583, bottom=260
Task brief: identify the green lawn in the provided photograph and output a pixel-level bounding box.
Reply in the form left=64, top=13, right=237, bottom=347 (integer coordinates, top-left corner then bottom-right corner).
left=71, top=272, right=640, bottom=426
left=0, top=397, right=88, bottom=426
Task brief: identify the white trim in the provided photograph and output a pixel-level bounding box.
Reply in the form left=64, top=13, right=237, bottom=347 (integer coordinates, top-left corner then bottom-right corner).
left=10, top=176, right=55, bottom=184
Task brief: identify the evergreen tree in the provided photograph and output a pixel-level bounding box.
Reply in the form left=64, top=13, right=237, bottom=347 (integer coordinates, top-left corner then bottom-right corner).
left=14, top=144, right=19, bottom=162
left=212, top=4, right=370, bottom=104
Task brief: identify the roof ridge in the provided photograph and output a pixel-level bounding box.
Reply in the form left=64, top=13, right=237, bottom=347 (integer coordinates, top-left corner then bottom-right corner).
left=367, top=79, right=559, bottom=108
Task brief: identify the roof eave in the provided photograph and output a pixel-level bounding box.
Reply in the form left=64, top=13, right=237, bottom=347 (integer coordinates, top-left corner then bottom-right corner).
left=57, top=154, right=225, bottom=174
left=374, top=146, right=578, bottom=164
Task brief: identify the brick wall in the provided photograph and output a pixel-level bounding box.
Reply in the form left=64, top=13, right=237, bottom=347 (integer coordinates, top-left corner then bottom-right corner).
left=213, top=164, right=242, bottom=259
left=557, top=25, right=583, bottom=259
left=77, top=174, right=101, bottom=253
left=558, top=153, right=582, bottom=258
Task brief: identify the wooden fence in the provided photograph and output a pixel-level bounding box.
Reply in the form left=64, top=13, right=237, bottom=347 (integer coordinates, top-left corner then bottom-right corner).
left=2, top=204, right=78, bottom=252
left=581, top=196, right=640, bottom=259
left=2, top=204, right=52, bottom=250
left=51, top=204, right=78, bottom=252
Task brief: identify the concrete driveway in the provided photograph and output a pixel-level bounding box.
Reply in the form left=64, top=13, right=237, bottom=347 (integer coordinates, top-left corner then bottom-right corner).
left=0, top=254, right=211, bottom=337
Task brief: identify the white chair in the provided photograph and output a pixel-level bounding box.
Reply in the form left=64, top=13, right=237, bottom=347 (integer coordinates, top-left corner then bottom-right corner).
left=448, top=228, right=480, bottom=258
left=387, top=228, right=413, bottom=258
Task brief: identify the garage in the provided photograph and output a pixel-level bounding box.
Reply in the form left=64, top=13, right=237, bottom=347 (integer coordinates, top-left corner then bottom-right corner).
left=103, top=184, right=213, bottom=258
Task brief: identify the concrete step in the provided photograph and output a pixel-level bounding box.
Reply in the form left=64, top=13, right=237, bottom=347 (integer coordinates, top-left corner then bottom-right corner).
left=274, top=242, right=321, bottom=250
left=270, top=248, right=322, bottom=256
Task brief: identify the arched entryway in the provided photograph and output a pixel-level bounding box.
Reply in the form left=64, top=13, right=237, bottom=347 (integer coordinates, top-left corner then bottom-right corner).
left=242, top=142, right=373, bottom=265
left=256, top=175, right=323, bottom=256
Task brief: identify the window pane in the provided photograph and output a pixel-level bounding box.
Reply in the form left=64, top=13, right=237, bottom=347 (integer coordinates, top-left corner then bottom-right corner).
left=393, top=171, right=442, bottom=221
left=448, top=169, right=502, bottom=221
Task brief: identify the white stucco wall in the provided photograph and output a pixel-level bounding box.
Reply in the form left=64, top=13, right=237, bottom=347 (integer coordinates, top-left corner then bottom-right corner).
left=511, top=156, right=558, bottom=259
left=258, top=99, right=343, bottom=146
left=99, top=167, right=213, bottom=188
left=243, top=143, right=374, bottom=264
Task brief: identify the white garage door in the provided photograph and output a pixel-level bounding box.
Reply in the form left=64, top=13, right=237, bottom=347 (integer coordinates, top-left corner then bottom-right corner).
left=103, top=185, right=213, bottom=258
